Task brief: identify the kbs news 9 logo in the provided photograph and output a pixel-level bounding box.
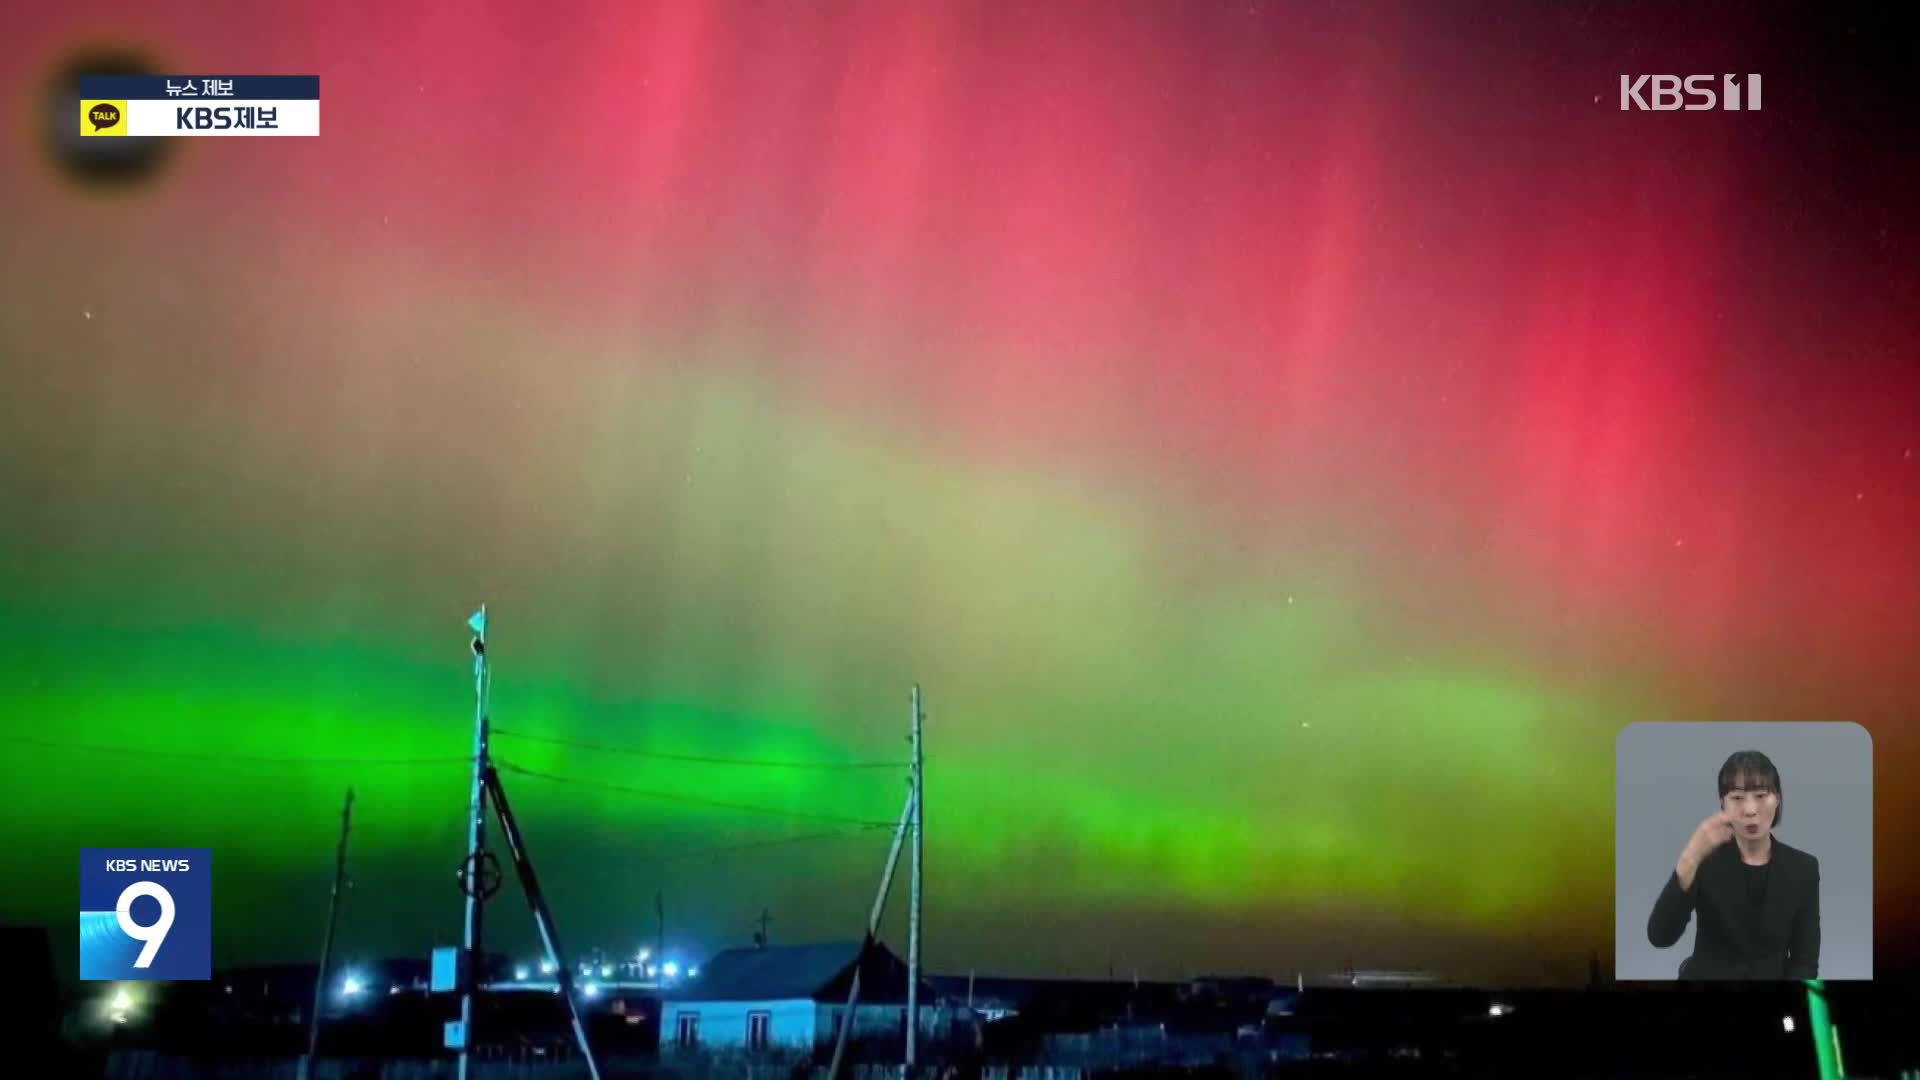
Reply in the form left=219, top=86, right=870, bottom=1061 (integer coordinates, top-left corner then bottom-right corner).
left=80, top=848, right=212, bottom=980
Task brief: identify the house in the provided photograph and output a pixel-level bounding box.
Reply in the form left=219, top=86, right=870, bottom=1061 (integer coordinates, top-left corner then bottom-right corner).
left=659, top=940, right=961, bottom=1056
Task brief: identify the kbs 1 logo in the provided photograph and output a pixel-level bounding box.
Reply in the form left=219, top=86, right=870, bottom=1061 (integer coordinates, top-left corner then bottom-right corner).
left=1620, top=74, right=1762, bottom=111
left=80, top=848, right=212, bottom=981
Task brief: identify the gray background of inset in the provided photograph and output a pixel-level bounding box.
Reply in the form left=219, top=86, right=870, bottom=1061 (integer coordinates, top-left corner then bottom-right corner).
left=1614, top=722, right=1872, bottom=980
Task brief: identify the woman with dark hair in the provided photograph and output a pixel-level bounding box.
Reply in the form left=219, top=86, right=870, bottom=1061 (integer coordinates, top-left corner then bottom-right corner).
left=1647, top=750, right=1820, bottom=979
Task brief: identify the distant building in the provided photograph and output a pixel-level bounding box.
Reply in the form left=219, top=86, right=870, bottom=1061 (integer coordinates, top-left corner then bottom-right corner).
left=660, top=941, right=960, bottom=1056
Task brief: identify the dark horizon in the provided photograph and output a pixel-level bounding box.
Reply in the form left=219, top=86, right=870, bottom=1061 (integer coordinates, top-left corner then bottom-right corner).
left=5, top=0, right=1919, bottom=993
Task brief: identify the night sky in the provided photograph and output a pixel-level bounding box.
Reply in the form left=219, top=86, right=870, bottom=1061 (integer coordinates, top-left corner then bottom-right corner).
left=2, top=1, right=1916, bottom=987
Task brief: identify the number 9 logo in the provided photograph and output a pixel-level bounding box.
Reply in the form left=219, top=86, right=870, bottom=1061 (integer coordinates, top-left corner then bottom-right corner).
left=116, top=881, right=175, bottom=968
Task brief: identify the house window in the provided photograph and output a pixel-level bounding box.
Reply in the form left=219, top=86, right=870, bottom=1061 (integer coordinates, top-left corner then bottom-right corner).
left=747, top=1010, right=771, bottom=1052
left=676, top=1012, right=700, bottom=1048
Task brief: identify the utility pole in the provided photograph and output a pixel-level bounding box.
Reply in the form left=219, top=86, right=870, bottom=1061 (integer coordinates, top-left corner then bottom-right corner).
left=457, top=606, right=491, bottom=1080
left=298, top=787, right=354, bottom=1080
left=827, top=785, right=916, bottom=1080
left=485, top=765, right=602, bottom=1080
left=755, top=908, right=773, bottom=949
left=451, top=606, right=602, bottom=1079
left=907, top=684, right=925, bottom=1069
left=657, top=891, right=666, bottom=974
left=1805, top=980, right=1844, bottom=1080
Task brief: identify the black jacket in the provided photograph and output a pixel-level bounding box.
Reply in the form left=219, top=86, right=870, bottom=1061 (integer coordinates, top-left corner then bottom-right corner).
left=1647, top=837, right=1820, bottom=980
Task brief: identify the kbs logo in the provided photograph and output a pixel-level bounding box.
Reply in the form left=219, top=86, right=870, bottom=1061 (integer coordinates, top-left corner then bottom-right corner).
left=1621, top=74, right=1762, bottom=111
left=174, top=105, right=280, bottom=131
left=80, top=848, right=212, bottom=981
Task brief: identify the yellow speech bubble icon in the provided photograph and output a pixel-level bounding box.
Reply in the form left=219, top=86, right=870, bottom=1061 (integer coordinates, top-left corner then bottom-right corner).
left=81, top=99, right=127, bottom=136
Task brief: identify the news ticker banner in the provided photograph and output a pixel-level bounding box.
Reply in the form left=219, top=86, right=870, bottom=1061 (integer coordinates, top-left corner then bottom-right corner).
left=80, top=848, right=212, bottom=980
left=79, top=76, right=318, bottom=137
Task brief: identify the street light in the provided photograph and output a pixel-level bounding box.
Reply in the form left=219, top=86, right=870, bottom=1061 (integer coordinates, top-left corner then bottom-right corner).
left=688, top=966, right=700, bottom=979
left=341, top=975, right=365, bottom=998
left=540, top=959, right=556, bottom=975
left=662, top=961, right=680, bottom=979
left=582, top=982, right=601, bottom=999
left=1783, top=1016, right=1797, bottom=1033
left=514, top=966, right=529, bottom=981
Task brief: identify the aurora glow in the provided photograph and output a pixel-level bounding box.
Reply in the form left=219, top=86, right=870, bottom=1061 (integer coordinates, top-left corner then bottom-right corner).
left=1, top=1, right=1915, bottom=985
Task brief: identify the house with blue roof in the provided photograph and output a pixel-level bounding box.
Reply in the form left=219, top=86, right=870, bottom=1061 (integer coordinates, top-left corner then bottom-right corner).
left=660, top=940, right=961, bottom=1056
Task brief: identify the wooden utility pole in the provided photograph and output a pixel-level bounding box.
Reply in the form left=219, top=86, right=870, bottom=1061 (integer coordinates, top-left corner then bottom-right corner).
left=298, top=787, right=354, bottom=1080
left=451, top=607, right=602, bottom=1079
left=907, top=684, right=925, bottom=1068
left=826, top=785, right=916, bottom=1079
left=1806, top=980, right=1844, bottom=1080
left=485, top=765, right=602, bottom=1080
left=457, top=607, right=491, bottom=1080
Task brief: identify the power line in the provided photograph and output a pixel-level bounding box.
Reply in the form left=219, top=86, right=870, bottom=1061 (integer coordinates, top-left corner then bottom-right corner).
left=491, top=727, right=909, bottom=772
left=630, top=825, right=894, bottom=866
left=316, top=821, right=889, bottom=873
left=493, top=760, right=900, bottom=828
left=558, top=828, right=897, bottom=885
left=0, top=734, right=467, bottom=767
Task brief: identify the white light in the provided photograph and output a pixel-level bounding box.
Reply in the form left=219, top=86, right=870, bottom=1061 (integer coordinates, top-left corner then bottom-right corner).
left=514, top=966, right=529, bottom=981
left=600, top=964, right=613, bottom=978
left=1783, top=1016, right=1796, bottom=1033
left=662, top=961, right=680, bottom=979
left=110, top=989, right=133, bottom=1012
left=637, top=949, right=651, bottom=963
left=1487, top=1004, right=1509, bottom=1018
left=688, top=966, right=700, bottom=979
left=388, top=986, right=401, bottom=996
left=540, top=960, right=556, bottom=975
left=646, top=964, right=658, bottom=978
left=111, top=1012, right=128, bottom=1025
left=341, top=976, right=364, bottom=997
left=583, top=983, right=601, bottom=999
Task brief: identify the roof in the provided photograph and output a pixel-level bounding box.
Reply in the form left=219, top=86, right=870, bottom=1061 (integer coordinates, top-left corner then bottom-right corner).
left=672, top=942, right=868, bottom=1002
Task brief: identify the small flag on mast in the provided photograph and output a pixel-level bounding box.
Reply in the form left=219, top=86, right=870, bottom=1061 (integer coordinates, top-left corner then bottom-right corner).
left=468, top=606, right=487, bottom=640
